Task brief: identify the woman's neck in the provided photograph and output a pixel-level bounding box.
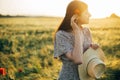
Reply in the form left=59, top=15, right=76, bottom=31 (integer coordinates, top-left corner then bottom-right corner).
left=77, top=23, right=83, bottom=30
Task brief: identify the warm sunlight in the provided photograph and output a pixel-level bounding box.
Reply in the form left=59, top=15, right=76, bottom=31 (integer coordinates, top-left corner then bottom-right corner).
left=0, top=1, right=120, bottom=80
left=0, top=0, right=120, bottom=18
left=83, top=0, right=120, bottom=18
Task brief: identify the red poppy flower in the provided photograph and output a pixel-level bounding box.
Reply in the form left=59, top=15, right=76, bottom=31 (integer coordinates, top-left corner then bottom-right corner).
left=0, top=68, right=6, bottom=76
left=18, top=68, right=22, bottom=73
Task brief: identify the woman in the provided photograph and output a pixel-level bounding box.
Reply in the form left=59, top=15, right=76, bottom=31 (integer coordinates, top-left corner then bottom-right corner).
left=54, top=0, right=99, bottom=80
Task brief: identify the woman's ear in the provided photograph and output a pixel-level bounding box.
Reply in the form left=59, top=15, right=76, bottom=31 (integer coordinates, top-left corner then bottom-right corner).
left=74, top=9, right=80, bottom=15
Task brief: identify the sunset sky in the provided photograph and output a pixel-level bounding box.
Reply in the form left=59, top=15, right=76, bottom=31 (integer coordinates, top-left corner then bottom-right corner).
left=0, top=0, right=120, bottom=18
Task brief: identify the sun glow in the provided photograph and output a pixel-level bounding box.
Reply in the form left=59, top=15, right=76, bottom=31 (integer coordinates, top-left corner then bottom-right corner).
left=83, top=0, right=120, bottom=18
left=0, top=0, right=120, bottom=18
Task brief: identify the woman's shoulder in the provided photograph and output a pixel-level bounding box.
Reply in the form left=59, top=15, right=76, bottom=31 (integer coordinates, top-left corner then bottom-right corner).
left=83, top=26, right=92, bottom=36
left=83, top=26, right=90, bottom=30
left=56, top=30, right=73, bottom=38
left=56, top=30, right=72, bottom=35
left=83, top=26, right=91, bottom=32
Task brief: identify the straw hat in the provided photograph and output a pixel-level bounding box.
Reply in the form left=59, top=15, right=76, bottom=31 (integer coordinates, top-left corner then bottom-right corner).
left=78, top=47, right=106, bottom=80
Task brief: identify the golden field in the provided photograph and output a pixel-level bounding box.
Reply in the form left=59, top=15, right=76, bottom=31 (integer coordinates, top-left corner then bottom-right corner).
left=0, top=17, right=120, bottom=80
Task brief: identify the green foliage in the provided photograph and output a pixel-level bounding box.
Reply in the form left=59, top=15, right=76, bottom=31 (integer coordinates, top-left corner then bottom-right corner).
left=0, top=38, right=13, bottom=53
left=0, top=17, right=120, bottom=80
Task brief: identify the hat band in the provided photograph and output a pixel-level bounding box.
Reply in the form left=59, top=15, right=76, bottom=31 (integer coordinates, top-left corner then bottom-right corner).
left=86, top=57, right=97, bottom=75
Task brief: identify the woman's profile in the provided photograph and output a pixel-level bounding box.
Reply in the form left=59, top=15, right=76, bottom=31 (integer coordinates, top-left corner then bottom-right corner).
left=54, top=0, right=99, bottom=80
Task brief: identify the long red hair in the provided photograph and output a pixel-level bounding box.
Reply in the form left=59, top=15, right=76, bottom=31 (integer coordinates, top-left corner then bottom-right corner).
left=56, top=0, right=88, bottom=32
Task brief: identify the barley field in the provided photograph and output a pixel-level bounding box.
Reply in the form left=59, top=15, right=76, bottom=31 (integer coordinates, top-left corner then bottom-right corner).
left=0, top=17, right=120, bottom=80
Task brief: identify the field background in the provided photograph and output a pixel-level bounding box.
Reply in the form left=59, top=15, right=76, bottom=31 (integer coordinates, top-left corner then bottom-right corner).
left=0, top=17, right=120, bottom=80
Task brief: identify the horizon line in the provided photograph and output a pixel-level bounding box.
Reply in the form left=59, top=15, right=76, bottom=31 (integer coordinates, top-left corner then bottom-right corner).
left=0, top=13, right=119, bottom=19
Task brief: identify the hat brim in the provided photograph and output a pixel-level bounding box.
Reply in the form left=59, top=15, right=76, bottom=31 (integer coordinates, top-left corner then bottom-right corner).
left=78, top=47, right=106, bottom=80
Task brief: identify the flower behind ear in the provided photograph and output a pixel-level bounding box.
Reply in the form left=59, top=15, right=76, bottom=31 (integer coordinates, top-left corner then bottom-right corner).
left=74, top=9, right=80, bottom=14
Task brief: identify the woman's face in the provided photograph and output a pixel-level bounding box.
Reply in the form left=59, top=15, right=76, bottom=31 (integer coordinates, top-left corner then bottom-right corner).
left=77, top=9, right=91, bottom=24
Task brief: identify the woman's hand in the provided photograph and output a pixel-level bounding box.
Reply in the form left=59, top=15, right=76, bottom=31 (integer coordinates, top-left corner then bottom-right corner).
left=90, top=43, right=99, bottom=50
left=71, top=15, right=79, bottom=32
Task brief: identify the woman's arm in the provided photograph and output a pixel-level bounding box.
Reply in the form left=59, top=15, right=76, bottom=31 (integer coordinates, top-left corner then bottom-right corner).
left=66, top=31, right=83, bottom=64
left=65, top=15, right=83, bottom=65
